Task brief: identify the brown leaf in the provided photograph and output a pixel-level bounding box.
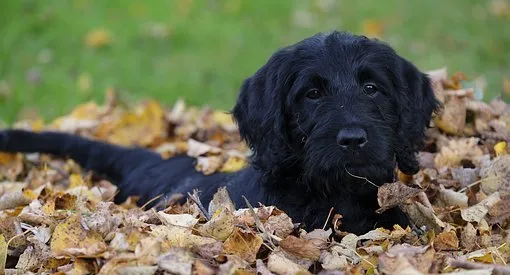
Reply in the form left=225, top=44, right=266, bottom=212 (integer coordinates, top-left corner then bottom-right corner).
left=207, top=187, right=236, bottom=217
left=265, top=213, right=295, bottom=239
left=303, top=229, right=331, bottom=250
left=192, top=241, right=224, bottom=262
left=157, top=247, right=194, bottom=275
left=0, top=152, right=23, bottom=181
left=280, top=235, right=321, bottom=261
left=194, top=259, right=216, bottom=275
left=433, top=230, right=459, bottom=251
left=460, top=222, right=477, bottom=250
left=222, top=228, right=263, bottom=263
left=378, top=244, right=435, bottom=274
left=434, top=96, right=467, bottom=135
left=377, top=181, right=422, bottom=213
left=401, top=201, right=445, bottom=233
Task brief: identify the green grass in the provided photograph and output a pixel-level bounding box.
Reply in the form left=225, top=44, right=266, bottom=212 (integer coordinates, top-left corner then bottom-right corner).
left=1, top=0, right=509, bottom=124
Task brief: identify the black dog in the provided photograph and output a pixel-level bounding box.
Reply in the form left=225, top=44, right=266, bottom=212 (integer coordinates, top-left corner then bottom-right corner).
left=0, top=31, right=439, bottom=234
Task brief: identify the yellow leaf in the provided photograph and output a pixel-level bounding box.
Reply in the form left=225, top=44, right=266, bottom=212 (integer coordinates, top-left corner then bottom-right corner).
left=85, top=28, right=112, bottom=48
left=494, top=141, right=507, bottom=156
left=0, top=152, right=16, bottom=165
left=220, top=155, right=247, bottom=173
left=50, top=214, right=108, bottom=257
left=51, top=101, right=105, bottom=131
left=0, top=152, right=23, bottom=181
left=0, top=234, right=6, bottom=274
left=69, top=173, right=87, bottom=188
left=222, top=228, right=263, bottom=263
left=362, top=19, right=384, bottom=38
left=105, top=100, right=166, bottom=146
left=198, top=207, right=235, bottom=241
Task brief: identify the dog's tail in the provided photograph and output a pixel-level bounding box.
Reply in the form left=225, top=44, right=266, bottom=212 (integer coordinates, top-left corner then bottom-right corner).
left=0, top=129, right=161, bottom=183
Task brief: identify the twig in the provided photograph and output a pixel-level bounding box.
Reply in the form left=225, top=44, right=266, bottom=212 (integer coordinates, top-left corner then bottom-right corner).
left=322, top=207, right=334, bottom=230
left=458, top=177, right=497, bottom=193
left=140, top=193, right=164, bottom=210
left=449, top=259, right=510, bottom=274
left=242, top=195, right=276, bottom=249
left=188, top=189, right=210, bottom=221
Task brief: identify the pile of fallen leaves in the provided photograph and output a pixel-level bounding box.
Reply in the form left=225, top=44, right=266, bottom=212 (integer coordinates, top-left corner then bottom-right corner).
left=0, top=69, right=509, bottom=275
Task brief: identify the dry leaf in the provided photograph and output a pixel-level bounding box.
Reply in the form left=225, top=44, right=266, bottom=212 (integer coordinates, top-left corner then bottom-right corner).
left=187, top=139, right=222, bottom=157
left=195, top=156, right=223, bottom=175
left=207, top=186, right=236, bottom=217
left=480, top=155, right=510, bottom=195
left=0, top=234, right=6, bottom=274
left=461, top=192, right=501, bottom=223
left=303, top=228, right=331, bottom=250
left=319, top=250, right=349, bottom=271
left=157, top=212, right=199, bottom=228
left=0, top=189, right=37, bottom=210
left=50, top=214, right=108, bottom=257
left=438, top=185, right=468, bottom=208
left=267, top=250, right=311, bottom=275
left=433, top=230, right=459, bottom=251
left=461, top=223, right=477, bottom=250
left=198, top=206, right=235, bottom=241
left=434, top=96, right=467, bottom=135
left=377, top=181, right=422, bottom=213
left=0, top=152, right=23, bottom=181
left=402, top=201, right=445, bottom=233
left=157, top=247, right=194, bottom=275
left=280, top=235, right=321, bottom=261
left=435, top=137, right=484, bottom=168
left=222, top=228, right=263, bottom=263
left=378, top=244, right=435, bottom=274
left=265, top=213, right=295, bottom=239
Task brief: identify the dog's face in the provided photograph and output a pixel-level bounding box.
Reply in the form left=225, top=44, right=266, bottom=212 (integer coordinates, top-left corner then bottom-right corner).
left=232, top=32, right=439, bottom=194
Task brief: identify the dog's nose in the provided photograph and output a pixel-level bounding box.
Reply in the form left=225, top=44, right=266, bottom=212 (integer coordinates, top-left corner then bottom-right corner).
left=337, top=127, right=368, bottom=149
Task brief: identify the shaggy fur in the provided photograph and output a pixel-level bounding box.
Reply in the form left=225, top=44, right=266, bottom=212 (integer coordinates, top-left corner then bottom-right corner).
left=0, top=31, right=439, bottom=234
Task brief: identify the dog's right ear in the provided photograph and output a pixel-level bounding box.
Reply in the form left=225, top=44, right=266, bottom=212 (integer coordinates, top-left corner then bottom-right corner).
left=231, top=49, right=296, bottom=171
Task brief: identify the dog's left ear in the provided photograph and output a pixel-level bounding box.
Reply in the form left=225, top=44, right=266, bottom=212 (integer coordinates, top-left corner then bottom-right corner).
left=394, top=57, right=440, bottom=175
left=231, top=48, right=297, bottom=173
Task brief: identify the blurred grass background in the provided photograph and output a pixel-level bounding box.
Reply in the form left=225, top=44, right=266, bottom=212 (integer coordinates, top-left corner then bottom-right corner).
left=1, top=0, right=509, bottom=124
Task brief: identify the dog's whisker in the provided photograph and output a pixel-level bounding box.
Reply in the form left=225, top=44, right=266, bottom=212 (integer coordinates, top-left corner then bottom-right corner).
left=343, top=165, right=379, bottom=189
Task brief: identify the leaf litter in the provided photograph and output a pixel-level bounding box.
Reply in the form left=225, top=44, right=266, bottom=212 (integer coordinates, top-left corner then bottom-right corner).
left=0, top=68, right=510, bottom=274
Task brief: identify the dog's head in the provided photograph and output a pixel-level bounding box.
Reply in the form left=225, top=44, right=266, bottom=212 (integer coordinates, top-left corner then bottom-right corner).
left=232, top=31, right=439, bottom=193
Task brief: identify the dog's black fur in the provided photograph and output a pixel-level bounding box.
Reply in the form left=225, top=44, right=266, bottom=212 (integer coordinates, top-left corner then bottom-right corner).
left=0, top=32, right=439, bottom=234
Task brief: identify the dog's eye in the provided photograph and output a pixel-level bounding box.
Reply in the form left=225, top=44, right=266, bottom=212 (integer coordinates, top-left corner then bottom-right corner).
left=306, top=88, right=323, bottom=100
left=363, top=84, right=378, bottom=96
